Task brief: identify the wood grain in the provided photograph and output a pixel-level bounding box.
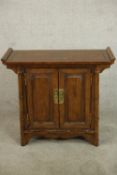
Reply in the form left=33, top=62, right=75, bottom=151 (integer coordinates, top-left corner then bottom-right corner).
left=1, top=48, right=115, bottom=67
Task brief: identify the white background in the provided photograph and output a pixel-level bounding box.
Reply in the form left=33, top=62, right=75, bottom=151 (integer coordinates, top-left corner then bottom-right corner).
left=0, top=1, right=117, bottom=175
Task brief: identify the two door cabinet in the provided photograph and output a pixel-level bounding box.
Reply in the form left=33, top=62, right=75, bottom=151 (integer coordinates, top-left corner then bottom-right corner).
left=1, top=48, right=115, bottom=146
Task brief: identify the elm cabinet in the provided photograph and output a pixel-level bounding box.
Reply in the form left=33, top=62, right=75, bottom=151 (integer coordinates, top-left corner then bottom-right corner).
left=1, top=48, right=115, bottom=146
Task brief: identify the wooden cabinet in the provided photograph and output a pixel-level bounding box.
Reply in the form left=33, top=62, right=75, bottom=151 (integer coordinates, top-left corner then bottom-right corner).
left=1, top=47, right=115, bottom=146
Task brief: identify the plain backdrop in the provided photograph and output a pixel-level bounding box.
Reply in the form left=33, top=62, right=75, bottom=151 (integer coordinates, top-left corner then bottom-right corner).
left=0, top=1, right=117, bottom=175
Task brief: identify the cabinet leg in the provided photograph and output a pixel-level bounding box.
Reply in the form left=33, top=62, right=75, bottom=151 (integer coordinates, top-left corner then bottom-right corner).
left=21, top=133, right=31, bottom=146
left=85, top=133, right=99, bottom=146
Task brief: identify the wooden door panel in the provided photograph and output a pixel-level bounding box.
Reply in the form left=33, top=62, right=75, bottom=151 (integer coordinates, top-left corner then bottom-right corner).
left=65, top=74, right=84, bottom=122
left=26, top=69, right=59, bottom=129
left=32, top=74, right=50, bottom=122
left=59, top=69, right=91, bottom=129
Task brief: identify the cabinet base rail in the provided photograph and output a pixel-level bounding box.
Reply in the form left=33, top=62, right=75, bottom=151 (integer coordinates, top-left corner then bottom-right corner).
left=21, top=129, right=98, bottom=146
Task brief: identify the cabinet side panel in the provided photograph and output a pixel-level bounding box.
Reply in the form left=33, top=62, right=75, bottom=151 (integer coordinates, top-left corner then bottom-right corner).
left=18, top=70, right=31, bottom=145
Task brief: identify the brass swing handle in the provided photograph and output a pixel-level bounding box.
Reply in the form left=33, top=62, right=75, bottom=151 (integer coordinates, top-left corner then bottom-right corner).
left=53, top=89, right=64, bottom=104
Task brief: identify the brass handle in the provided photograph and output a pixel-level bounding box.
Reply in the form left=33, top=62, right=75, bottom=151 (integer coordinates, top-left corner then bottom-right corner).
left=53, top=89, right=64, bottom=104
left=59, top=89, right=64, bottom=104
left=53, top=89, right=59, bottom=104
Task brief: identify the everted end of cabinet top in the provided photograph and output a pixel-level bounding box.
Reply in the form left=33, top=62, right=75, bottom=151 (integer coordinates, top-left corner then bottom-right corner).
left=1, top=47, right=115, bottom=69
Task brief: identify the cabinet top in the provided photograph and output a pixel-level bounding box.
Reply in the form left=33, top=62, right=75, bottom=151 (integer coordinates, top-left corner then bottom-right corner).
left=1, top=47, right=115, bottom=67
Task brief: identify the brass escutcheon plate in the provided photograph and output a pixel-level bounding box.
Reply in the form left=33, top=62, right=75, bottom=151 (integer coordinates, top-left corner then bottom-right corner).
left=53, top=89, right=59, bottom=104
left=53, top=89, right=64, bottom=104
left=58, top=89, right=64, bottom=104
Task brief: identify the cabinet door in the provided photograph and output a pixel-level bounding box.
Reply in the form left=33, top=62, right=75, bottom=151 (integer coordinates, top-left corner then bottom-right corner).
left=59, top=69, right=91, bottom=129
left=26, top=69, right=59, bottom=129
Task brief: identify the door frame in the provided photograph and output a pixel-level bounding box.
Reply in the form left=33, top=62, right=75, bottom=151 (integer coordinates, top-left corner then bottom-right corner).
left=25, top=68, right=59, bottom=129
